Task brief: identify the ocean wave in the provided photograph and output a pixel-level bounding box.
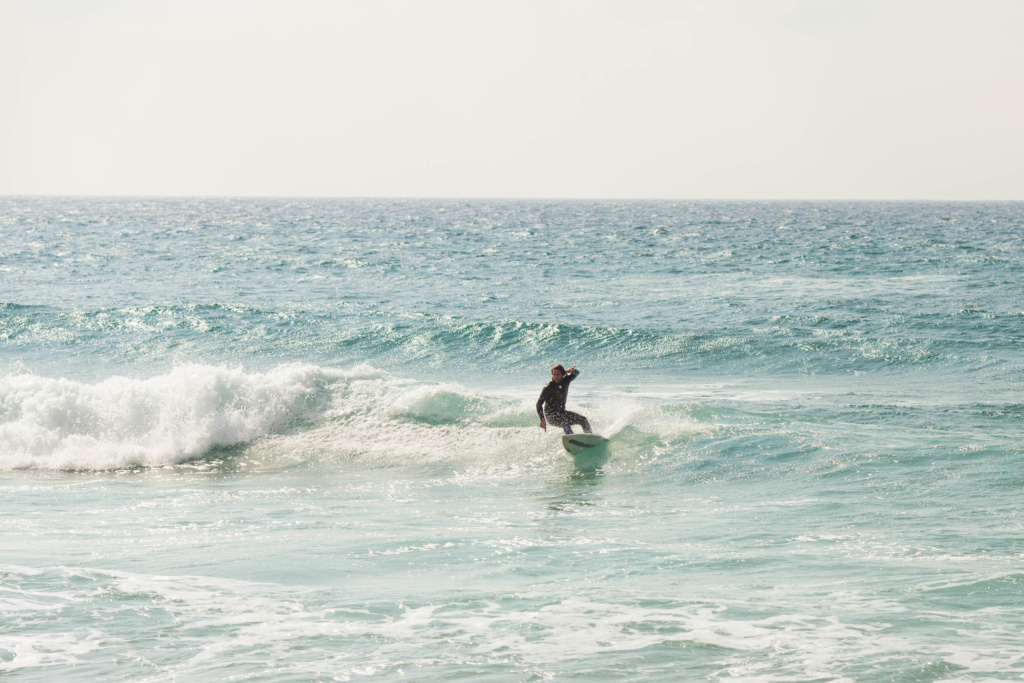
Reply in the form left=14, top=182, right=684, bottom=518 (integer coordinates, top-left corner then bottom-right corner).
left=0, top=364, right=336, bottom=470
left=330, top=318, right=981, bottom=375
left=0, top=363, right=712, bottom=472
left=3, top=301, right=1020, bottom=378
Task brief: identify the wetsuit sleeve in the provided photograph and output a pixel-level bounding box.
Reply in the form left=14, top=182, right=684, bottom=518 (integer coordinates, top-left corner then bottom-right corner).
left=566, top=368, right=580, bottom=383
left=536, top=386, right=549, bottom=418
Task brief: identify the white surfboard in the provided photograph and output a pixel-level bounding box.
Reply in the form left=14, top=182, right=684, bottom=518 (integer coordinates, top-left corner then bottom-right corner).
left=561, top=433, right=609, bottom=455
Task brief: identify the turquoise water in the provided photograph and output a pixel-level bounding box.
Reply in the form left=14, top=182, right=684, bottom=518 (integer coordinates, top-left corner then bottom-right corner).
left=2, top=198, right=1023, bottom=680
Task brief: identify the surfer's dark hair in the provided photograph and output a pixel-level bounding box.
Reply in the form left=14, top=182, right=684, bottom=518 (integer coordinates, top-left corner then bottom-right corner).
left=552, top=364, right=566, bottom=374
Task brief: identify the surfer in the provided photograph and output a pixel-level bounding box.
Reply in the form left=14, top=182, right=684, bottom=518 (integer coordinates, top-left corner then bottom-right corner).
left=537, top=364, right=592, bottom=435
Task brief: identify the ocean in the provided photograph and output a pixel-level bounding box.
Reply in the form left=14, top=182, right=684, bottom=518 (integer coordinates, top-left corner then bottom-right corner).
left=2, top=197, right=1022, bottom=681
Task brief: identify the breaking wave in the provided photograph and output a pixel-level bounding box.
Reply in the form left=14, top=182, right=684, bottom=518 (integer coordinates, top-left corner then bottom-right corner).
left=0, top=363, right=709, bottom=472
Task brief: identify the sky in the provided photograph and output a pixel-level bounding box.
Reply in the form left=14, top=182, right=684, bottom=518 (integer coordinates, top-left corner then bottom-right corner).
left=1, top=0, right=1022, bottom=200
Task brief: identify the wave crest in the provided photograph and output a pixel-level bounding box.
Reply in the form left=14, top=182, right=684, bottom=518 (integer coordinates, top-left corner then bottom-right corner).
left=0, top=364, right=334, bottom=470
left=1, top=362, right=713, bottom=472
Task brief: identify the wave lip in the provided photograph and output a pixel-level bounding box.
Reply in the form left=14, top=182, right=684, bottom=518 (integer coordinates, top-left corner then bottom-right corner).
left=0, top=364, right=333, bottom=471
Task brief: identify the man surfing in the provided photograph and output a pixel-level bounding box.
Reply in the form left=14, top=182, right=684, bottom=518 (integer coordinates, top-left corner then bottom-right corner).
left=536, top=364, right=592, bottom=435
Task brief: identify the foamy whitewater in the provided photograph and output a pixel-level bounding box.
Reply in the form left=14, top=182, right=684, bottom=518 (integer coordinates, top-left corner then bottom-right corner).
left=2, top=198, right=1023, bottom=680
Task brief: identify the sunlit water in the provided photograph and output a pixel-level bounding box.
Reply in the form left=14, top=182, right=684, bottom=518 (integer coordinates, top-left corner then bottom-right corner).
left=2, top=198, right=1023, bottom=680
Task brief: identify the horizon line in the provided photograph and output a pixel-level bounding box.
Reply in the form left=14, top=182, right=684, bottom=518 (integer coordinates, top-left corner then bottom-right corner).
left=3, top=194, right=1023, bottom=203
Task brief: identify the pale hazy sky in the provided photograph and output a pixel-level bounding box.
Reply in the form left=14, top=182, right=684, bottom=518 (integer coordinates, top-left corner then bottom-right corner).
left=2, top=0, right=1022, bottom=199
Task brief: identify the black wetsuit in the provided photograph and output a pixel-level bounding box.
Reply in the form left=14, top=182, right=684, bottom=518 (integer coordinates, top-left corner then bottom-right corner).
left=536, top=369, right=592, bottom=434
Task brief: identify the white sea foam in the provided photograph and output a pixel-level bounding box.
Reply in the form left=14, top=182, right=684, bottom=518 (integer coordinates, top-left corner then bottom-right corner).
left=250, top=379, right=711, bottom=475
left=0, top=363, right=711, bottom=472
left=248, top=372, right=550, bottom=471
left=4, top=564, right=1019, bottom=680
left=0, top=362, right=541, bottom=471
left=0, top=364, right=335, bottom=470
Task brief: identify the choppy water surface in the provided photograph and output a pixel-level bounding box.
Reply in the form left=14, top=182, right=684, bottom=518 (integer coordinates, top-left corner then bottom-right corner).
left=2, top=198, right=1023, bottom=680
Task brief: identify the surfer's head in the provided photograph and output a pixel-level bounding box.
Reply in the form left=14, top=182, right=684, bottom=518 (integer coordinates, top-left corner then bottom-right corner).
left=551, top=364, right=566, bottom=381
